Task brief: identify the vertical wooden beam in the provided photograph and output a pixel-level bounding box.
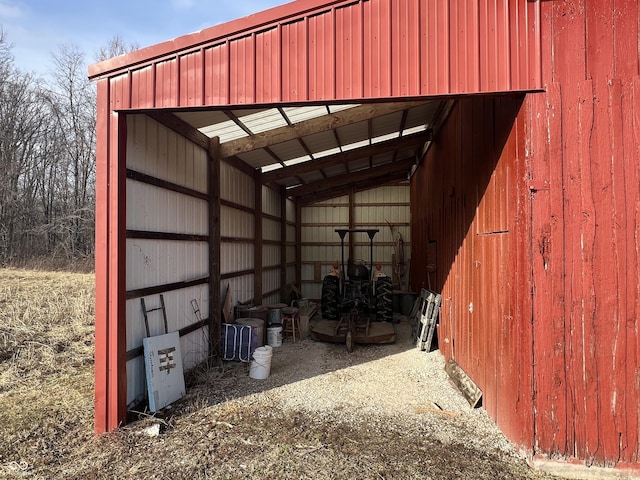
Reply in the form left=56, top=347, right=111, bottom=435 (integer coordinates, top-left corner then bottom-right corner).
left=208, top=137, right=221, bottom=358
left=254, top=172, right=263, bottom=304
left=348, top=189, right=355, bottom=261
left=280, top=186, right=287, bottom=302
left=295, top=201, right=302, bottom=293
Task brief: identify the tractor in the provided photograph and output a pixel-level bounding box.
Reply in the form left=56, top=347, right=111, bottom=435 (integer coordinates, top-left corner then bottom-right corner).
left=312, top=229, right=395, bottom=351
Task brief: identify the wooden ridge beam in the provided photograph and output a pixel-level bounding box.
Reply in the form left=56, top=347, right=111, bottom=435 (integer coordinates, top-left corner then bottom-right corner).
left=219, top=101, right=429, bottom=157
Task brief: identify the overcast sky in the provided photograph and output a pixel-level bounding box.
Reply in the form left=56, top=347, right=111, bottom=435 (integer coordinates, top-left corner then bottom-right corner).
left=0, top=0, right=285, bottom=75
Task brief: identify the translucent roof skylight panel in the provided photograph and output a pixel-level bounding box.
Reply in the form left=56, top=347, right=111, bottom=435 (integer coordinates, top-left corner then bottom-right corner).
left=262, top=162, right=284, bottom=173
left=327, top=104, right=360, bottom=113
left=341, top=139, right=370, bottom=151
left=237, top=149, right=272, bottom=169
left=402, top=125, right=428, bottom=136
left=236, top=108, right=287, bottom=134
left=281, top=105, right=329, bottom=124
left=269, top=139, right=308, bottom=162
left=284, top=155, right=313, bottom=166
left=200, top=118, right=247, bottom=142
left=335, top=120, right=369, bottom=146
left=313, top=146, right=342, bottom=158
left=370, top=132, right=400, bottom=144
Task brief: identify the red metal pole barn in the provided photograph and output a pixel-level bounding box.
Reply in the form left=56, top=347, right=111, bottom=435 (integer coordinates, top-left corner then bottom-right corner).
left=90, top=0, right=640, bottom=471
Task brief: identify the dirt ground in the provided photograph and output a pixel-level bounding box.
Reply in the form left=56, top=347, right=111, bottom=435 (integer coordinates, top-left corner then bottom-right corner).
left=0, top=270, right=594, bottom=479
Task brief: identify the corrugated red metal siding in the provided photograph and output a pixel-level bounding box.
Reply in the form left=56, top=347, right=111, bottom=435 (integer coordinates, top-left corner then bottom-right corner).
left=412, top=0, right=640, bottom=468
left=89, top=0, right=542, bottom=102
left=410, top=95, right=533, bottom=447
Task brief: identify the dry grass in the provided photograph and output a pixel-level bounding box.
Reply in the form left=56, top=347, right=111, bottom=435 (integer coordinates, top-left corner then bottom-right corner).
left=0, top=269, right=570, bottom=480
left=0, top=269, right=95, bottom=477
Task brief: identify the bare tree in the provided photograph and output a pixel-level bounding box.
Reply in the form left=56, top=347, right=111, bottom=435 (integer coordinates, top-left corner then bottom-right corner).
left=95, top=35, right=140, bottom=63
left=0, top=33, right=139, bottom=268
left=0, top=30, right=49, bottom=262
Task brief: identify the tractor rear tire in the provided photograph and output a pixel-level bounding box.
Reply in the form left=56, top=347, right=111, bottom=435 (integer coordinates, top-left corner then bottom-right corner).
left=321, top=275, right=340, bottom=321
left=376, top=276, right=393, bottom=322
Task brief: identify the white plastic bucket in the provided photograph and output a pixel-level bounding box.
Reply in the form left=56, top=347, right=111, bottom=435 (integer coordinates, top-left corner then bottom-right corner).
left=267, top=324, right=283, bottom=347
left=249, top=345, right=273, bottom=380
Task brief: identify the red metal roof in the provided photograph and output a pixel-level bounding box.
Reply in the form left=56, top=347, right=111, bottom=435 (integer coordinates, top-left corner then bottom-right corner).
left=89, top=0, right=542, bottom=103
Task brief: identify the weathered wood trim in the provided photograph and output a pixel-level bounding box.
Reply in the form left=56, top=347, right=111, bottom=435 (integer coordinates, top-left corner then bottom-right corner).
left=126, top=169, right=208, bottom=201
left=221, top=269, right=255, bottom=280
left=126, top=230, right=209, bottom=242
left=126, top=276, right=209, bottom=300
left=221, top=199, right=255, bottom=215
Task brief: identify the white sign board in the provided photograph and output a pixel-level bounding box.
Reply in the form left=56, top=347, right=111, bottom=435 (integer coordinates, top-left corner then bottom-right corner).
left=143, top=331, right=186, bottom=412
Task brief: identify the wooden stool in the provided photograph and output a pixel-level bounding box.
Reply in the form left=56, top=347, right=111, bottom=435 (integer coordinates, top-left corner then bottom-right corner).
left=281, top=308, right=301, bottom=343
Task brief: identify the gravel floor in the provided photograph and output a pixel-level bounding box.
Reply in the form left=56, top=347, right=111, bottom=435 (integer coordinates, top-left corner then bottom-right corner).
left=169, top=313, right=564, bottom=480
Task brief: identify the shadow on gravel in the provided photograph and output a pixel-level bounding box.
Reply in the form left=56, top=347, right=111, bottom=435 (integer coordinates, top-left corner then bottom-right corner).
left=175, top=314, right=425, bottom=409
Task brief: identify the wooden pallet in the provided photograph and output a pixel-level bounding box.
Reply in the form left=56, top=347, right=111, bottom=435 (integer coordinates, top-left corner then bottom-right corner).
left=410, top=288, right=442, bottom=352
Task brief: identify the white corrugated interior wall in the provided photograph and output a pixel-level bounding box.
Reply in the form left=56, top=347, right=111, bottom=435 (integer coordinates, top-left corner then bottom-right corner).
left=220, top=161, right=255, bottom=306
left=125, top=114, right=210, bottom=408
left=300, top=184, right=411, bottom=300
left=262, top=185, right=282, bottom=305
left=285, top=198, right=297, bottom=293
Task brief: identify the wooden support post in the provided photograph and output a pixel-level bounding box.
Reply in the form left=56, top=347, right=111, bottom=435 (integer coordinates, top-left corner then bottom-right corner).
left=254, top=172, right=263, bottom=304
left=295, top=201, right=302, bottom=293
left=280, top=186, right=287, bottom=302
left=348, top=189, right=355, bottom=261
left=208, top=137, right=221, bottom=359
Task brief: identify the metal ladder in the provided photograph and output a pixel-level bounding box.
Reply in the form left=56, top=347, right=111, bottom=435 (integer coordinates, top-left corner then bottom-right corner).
left=140, top=294, right=168, bottom=337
